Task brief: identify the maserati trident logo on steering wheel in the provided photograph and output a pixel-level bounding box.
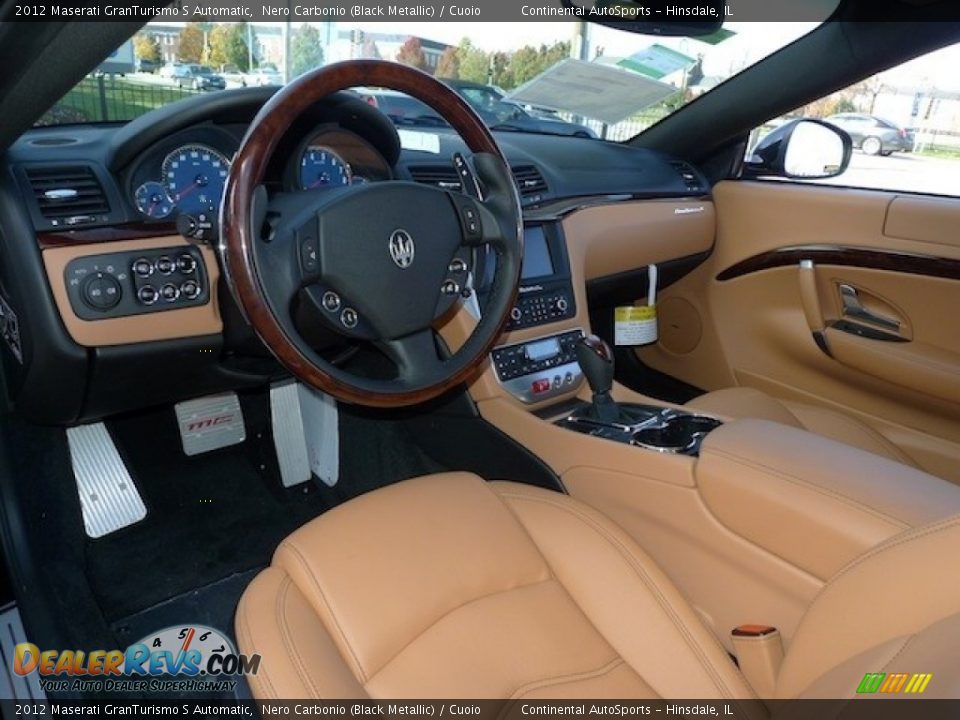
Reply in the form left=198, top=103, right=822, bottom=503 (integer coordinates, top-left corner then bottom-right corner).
left=388, top=229, right=416, bottom=269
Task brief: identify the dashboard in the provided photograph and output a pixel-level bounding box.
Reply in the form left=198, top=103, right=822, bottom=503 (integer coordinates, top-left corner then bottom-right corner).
left=0, top=86, right=710, bottom=424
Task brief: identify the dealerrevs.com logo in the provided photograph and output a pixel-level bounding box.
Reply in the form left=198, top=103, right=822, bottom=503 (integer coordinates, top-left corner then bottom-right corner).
left=13, top=625, right=260, bottom=694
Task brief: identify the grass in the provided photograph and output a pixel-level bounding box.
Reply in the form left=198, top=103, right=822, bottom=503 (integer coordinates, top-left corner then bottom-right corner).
left=915, top=144, right=960, bottom=161
left=37, top=76, right=199, bottom=125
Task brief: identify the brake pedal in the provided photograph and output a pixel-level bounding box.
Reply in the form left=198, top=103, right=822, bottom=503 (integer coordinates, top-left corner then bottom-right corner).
left=67, top=423, right=147, bottom=539
left=270, top=382, right=339, bottom=488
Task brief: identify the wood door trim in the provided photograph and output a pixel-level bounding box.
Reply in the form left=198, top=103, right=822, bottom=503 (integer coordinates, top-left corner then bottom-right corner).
left=717, top=246, right=960, bottom=282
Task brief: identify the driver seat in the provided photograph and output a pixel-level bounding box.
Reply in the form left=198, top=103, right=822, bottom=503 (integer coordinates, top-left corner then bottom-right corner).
left=236, top=472, right=960, bottom=701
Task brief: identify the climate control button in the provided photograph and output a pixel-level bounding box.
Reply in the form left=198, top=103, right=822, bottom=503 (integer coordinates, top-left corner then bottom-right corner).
left=137, top=285, right=158, bottom=305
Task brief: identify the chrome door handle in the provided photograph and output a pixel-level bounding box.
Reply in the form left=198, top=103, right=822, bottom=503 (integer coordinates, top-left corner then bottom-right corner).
left=838, top=284, right=900, bottom=332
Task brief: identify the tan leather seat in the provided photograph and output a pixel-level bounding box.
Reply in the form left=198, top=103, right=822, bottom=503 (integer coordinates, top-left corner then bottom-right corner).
left=236, top=472, right=960, bottom=700
left=686, top=387, right=916, bottom=467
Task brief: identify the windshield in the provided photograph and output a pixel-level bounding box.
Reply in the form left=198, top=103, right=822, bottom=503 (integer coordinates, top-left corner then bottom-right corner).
left=38, top=21, right=820, bottom=139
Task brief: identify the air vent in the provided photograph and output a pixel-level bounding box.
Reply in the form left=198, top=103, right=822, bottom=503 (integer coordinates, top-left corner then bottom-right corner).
left=668, top=160, right=703, bottom=192
left=408, top=165, right=462, bottom=191
left=25, top=166, right=110, bottom=223
left=511, top=165, right=548, bottom=199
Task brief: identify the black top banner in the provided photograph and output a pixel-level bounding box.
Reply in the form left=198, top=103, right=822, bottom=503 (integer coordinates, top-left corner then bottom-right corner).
left=3, top=0, right=955, bottom=23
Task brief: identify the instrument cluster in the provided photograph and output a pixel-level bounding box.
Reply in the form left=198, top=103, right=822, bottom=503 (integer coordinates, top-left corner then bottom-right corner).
left=129, top=125, right=391, bottom=223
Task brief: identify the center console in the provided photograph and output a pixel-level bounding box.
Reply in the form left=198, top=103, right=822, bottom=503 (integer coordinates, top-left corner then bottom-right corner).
left=557, top=405, right=722, bottom=456
left=484, top=222, right=583, bottom=404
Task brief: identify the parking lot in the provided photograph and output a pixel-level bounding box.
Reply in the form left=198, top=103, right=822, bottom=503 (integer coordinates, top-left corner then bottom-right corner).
left=815, top=151, right=960, bottom=196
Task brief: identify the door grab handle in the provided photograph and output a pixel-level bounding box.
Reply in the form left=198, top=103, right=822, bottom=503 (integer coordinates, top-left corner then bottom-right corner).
left=838, top=284, right=900, bottom=332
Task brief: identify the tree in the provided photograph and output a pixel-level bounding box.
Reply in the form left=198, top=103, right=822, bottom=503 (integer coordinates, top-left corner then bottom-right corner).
left=178, top=22, right=205, bottom=64
left=457, top=38, right=489, bottom=84
left=208, top=22, right=253, bottom=71
left=134, top=33, right=161, bottom=63
left=436, top=47, right=459, bottom=79
left=290, top=24, right=324, bottom=78
left=396, top=37, right=427, bottom=71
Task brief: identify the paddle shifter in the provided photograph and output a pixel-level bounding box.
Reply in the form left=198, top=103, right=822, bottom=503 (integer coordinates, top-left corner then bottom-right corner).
left=574, top=335, right=621, bottom=423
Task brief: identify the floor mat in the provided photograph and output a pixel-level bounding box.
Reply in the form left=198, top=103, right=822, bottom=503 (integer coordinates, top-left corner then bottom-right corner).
left=84, top=392, right=448, bottom=622
left=85, top=394, right=331, bottom=621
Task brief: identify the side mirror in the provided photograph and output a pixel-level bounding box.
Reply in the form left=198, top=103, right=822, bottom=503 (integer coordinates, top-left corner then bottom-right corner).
left=744, top=119, right=852, bottom=180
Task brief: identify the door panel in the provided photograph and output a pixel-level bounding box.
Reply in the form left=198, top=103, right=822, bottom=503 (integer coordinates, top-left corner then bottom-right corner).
left=637, top=181, right=960, bottom=482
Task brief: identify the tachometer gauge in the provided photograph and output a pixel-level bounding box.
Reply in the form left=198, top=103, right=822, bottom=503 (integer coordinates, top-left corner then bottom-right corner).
left=134, top=181, right=175, bottom=219
left=161, top=144, right=230, bottom=216
left=299, top=146, right=351, bottom=190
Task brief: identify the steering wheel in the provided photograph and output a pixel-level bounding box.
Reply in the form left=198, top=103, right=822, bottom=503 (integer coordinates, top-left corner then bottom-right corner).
left=220, top=61, right=523, bottom=407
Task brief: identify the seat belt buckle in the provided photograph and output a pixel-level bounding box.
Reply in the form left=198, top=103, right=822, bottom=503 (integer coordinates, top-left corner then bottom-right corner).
left=731, top=625, right=783, bottom=699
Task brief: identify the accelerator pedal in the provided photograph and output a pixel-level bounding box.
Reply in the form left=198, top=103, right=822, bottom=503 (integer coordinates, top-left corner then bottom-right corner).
left=270, top=382, right=339, bottom=488
left=67, top=423, right=147, bottom=539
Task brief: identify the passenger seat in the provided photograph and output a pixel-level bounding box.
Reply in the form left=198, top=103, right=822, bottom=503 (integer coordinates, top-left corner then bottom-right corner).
left=686, top=387, right=917, bottom=467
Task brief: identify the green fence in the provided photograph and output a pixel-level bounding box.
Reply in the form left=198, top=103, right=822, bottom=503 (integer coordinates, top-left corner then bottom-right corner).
left=37, top=76, right=201, bottom=126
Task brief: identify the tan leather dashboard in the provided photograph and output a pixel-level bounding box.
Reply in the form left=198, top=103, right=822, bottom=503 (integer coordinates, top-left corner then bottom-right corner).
left=440, top=198, right=715, bottom=412
left=42, top=235, right=222, bottom=347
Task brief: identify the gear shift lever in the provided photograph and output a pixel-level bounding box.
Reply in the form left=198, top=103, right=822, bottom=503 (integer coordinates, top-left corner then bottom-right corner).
left=575, top=335, right=621, bottom=423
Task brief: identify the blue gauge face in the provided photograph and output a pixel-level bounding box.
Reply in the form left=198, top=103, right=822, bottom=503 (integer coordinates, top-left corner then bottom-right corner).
left=161, top=144, right=230, bottom=216
left=300, top=147, right=351, bottom=190
left=134, top=181, right=175, bottom=219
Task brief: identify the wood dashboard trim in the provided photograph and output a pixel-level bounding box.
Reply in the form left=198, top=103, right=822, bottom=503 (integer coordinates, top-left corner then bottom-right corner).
left=37, top=222, right=178, bottom=249
left=42, top=235, right=222, bottom=347
left=717, top=245, right=960, bottom=282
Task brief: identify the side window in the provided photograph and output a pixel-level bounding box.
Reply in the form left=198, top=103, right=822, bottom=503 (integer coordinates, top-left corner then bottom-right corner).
left=748, top=40, right=960, bottom=196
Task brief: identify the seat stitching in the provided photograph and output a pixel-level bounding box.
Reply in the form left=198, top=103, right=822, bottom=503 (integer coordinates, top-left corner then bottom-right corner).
left=236, top=593, right=279, bottom=700
left=280, top=540, right=369, bottom=683
left=878, top=635, right=916, bottom=674
left=276, top=576, right=323, bottom=699
left=509, top=658, right=630, bottom=699
left=364, top=578, right=554, bottom=685
left=498, top=492, right=747, bottom=700
left=704, top=447, right=910, bottom=530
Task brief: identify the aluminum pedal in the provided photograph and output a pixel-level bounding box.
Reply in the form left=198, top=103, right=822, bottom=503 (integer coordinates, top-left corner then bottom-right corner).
left=174, top=392, right=246, bottom=456
left=270, top=382, right=339, bottom=488
left=67, top=423, right=147, bottom=539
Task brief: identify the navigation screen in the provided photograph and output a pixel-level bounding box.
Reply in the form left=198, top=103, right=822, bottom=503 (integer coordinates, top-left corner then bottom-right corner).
left=521, top=226, right=554, bottom=279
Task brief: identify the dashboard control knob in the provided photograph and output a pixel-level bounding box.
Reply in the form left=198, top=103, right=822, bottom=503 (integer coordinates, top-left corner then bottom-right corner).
left=176, top=213, right=216, bottom=242
left=340, top=308, right=359, bottom=329
left=177, top=253, right=197, bottom=274
left=180, top=279, right=201, bottom=300
left=160, top=283, right=180, bottom=302
left=156, top=256, right=176, bottom=275
left=448, top=258, right=467, bottom=274
left=510, top=307, right=523, bottom=322
left=556, top=297, right=569, bottom=313
left=81, top=272, right=122, bottom=311
left=322, top=291, right=341, bottom=312
left=132, top=258, right=154, bottom=278
left=138, top=285, right=158, bottom=305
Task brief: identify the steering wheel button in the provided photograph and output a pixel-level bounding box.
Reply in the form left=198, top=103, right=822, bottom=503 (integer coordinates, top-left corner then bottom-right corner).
left=340, top=308, right=358, bottom=329
left=441, top=280, right=460, bottom=296
left=322, top=291, right=341, bottom=312
left=300, top=236, right=320, bottom=274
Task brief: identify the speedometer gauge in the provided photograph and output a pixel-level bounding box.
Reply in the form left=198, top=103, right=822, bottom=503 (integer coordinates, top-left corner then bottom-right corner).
left=161, top=144, right=230, bottom=216
left=299, top=147, right=351, bottom=190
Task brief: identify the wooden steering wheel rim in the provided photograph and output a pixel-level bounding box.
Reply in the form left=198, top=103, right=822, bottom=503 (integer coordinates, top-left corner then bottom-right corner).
left=220, top=60, right=517, bottom=407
